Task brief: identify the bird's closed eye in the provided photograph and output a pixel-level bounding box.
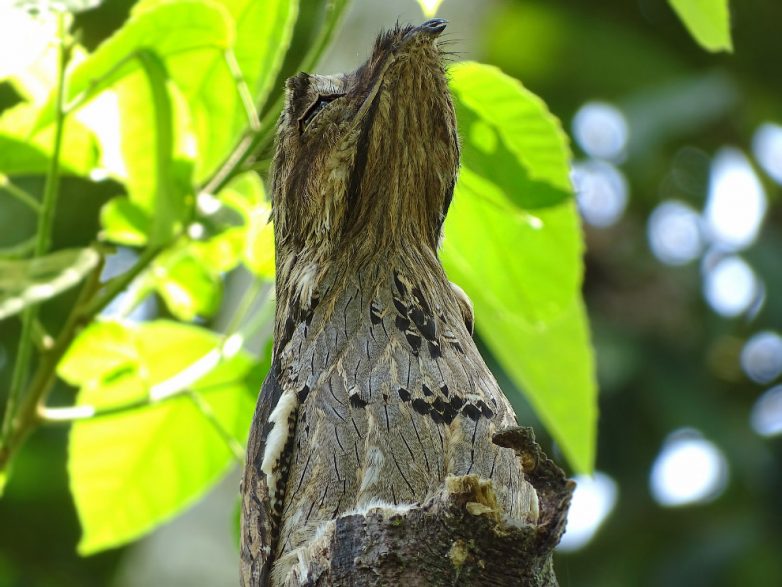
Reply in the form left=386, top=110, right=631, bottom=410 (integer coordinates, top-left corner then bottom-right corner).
left=299, top=94, right=343, bottom=134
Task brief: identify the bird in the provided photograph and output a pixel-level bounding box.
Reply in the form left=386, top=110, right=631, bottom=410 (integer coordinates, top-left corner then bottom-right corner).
left=240, top=19, right=539, bottom=586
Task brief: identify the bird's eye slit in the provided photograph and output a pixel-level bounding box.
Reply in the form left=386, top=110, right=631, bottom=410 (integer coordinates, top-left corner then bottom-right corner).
left=299, top=93, right=343, bottom=133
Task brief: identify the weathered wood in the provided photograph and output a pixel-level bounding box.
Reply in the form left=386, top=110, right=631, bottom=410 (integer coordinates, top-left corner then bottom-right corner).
left=278, top=428, right=573, bottom=586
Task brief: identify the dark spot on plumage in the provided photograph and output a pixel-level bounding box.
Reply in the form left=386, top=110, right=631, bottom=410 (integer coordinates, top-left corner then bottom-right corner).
left=428, top=340, right=441, bottom=358
left=297, top=385, right=310, bottom=403
left=422, top=384, right=433, bottom=397
left=398, top=387, right=411, bottom=402
left=451, top=341, right=464, bottom=354
left=405, top=331, right=421, bottom=353
left=395, top=315, right=410, bottom=332
left=450, top=395, right=464, bottom=410
left=429, top=409, right=444, bottom=425
left=383, top=392, right=389, bottom=402
left=393, top=297, right=407, bottom=316
left=491, top=397, right=498, bottom=406
left=440, top=383, right=449, bottom=396
left=409, top=305, right=425, bottom=327
left=462, top=403, right=481, bottom=421
left=477, top=400, right=494, bottom=419
left=349, top=394, right=368, bottom=409
left=393, top=271, right=407, bottom=296
left=412, top=286, right=431, bottom=314
left=440, top=404, right=458, bottom=425
left=419, top=318, right=437, bottom=341
left=412, top=398, right=430, bottom=415
left=432, top=397, right=448, bottom=413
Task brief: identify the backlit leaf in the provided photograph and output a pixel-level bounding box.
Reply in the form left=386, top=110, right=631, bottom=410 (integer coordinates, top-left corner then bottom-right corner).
left=133, top=0, right=299, bottom=180
left=444, top=62, right=597, bottom=473
left=62, top=320, right=259, bottom=554
left=669, top=0, right=732, bottom=53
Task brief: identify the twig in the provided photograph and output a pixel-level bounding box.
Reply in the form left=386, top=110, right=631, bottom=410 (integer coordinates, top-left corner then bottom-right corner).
left=225, top=49, right=261, bottom=132
left=2, top=12, right=69, bottom=448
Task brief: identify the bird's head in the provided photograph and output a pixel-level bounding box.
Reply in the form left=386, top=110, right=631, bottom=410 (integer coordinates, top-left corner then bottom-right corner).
left=271, top=19, right=459, bottom=262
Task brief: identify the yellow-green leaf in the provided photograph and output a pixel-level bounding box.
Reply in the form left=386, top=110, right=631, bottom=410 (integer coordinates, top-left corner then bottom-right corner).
left=444, top=62, right=597, bottom=473
left=62, top=320, right=259, bottom=554
left=669, top=0, right=733, bottom=52
left=133, top=0, right=299, bottom=180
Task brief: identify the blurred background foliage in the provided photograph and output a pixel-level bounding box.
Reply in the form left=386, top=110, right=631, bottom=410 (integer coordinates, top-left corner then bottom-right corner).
left=0, top=0, right=780, bottom=586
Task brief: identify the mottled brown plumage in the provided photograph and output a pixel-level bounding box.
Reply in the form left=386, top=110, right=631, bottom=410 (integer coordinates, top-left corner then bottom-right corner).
left=240, top=20, right=538, bottom=586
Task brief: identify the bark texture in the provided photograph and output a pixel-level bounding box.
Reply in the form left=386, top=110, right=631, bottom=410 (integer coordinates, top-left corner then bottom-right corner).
left=288, top=428, right=573, bottom=586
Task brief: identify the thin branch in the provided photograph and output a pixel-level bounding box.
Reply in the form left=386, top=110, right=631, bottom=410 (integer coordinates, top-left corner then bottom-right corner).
left=81, top=246, right=161, bottom=318
left=2, top=12, right=69, bottom=448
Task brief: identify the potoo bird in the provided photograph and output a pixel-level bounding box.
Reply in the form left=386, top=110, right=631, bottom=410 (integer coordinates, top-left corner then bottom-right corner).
left=240, top=20, right=539, bottom=586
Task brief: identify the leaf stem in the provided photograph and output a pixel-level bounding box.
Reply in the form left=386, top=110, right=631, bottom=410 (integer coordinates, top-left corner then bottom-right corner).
left=224, top=49, right=260, bottom=132
left=2, top=12, right=69, bottom=450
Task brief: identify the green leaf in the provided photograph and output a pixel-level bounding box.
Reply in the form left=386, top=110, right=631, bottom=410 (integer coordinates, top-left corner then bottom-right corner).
left=190, top=227, right=245, bottom=274
left=62, top=320, right=259, bottom=554
left=150, top=245, right=222, bottom=321
left=219, top=172, right=275, bottom=279
left=115, top=51, right=191, bottom=246
left=133, top=0, right=298, bottom=180
left=0, top=102, right=99, bottom=176
left=0, top=247, right=99, bottom=319
left=99, top=197, right=151, bottom=246
left=35, top=0, right=233, bottom=130
left=218, top=171, right=264, bottom=221
left=669, top=0, right=733, bottom=52
left=443, top=62, right=597, bottom=473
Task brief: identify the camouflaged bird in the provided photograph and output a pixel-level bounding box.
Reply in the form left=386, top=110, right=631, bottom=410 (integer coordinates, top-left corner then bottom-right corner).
left=240, top=19, right=539, bottom=586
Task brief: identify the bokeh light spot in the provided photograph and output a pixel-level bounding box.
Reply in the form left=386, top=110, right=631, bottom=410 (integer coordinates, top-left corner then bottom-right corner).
left=572, top=160, right=629, bottom=228
left=704, top=148, right=766, bottom=250
left=741, top=331, right=782, bottom=384
left=752, top=122, right=782, bottom=185
left=702, top=255, right=759, bottom=317
left=558, top=472, right=618, bottom=552
left=650, top=429, right=728, bottom=507
left=750, top=385, right=782, bottom=437
left=572, top=102, right=628, bottom=161
left=647, top=200, right=702, bottom=265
